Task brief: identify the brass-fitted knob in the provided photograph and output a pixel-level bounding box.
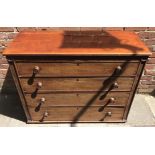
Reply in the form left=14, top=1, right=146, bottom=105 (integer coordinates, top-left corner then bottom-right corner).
left=109, top=97, right=115, bottom=103
left=99, top=111, right=112, bottom=121
left=106, top=111, right=112, bottom=116
left=40, top=111, right=49, bottom=122
left=40, top=97, right=46, bottom=104
left=36, top=82, right=42, bottom=89
left=33, top=66, right=40, bottom=74
left=113, top=82, right=118, bottom=88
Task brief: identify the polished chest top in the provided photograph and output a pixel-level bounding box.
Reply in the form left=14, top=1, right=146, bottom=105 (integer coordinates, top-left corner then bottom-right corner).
left=3, top=30, right=151, bottom=123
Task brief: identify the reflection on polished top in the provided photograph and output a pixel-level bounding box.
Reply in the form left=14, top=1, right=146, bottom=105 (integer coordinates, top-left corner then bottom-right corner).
left=3, top=30, right=152, bottom=56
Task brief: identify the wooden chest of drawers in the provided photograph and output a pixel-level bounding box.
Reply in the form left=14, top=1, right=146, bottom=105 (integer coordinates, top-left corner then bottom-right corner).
left=3, top=30, right=151, bottom=123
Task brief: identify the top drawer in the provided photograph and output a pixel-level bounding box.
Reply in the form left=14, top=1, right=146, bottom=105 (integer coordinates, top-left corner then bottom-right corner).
left=15, top=61, right=139, bottom=77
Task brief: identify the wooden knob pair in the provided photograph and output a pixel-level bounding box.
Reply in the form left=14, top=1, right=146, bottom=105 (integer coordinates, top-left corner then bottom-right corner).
left=34, top=66, right=42, bottom=90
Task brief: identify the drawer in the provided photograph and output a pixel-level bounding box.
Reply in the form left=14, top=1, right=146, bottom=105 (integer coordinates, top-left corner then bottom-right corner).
left=20, top=77, right=134, bottom=93
left=16, top=62, right=139, bottom=77
left=25, top=92, right=130, bottom=108
left=28, top=106, right=125, bottom=122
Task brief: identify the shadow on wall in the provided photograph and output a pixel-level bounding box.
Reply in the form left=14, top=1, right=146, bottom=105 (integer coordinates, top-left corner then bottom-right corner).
left=0, top=29, right=150, bottom=125
left=0, top=67, right=26, bottom=122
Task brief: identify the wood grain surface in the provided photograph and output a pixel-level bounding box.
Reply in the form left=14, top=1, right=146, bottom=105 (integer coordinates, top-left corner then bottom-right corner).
left=25, top=92, right=130, bottom=107
left=16, top=61, right=139, bottom=77
left=3, top=30, right=151, bottom=56
left=20, top=77, right=134, bottom=92
left=3, top=30, right=150, bottom=123
left=29, top=106, right=125, bottom=122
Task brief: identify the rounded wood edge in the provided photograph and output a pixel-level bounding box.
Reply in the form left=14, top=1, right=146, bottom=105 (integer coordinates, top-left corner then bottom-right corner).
left=2, top=52, right=152, bottom=56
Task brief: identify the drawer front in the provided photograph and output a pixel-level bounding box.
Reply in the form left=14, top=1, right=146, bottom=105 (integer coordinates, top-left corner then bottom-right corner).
left=25, top=92, right=130, bottom=107
left=21, top=77, right=134, bottom=92
left=29, top=106, right=125, bottom=122
left=16, top=62, right=139, bottom=77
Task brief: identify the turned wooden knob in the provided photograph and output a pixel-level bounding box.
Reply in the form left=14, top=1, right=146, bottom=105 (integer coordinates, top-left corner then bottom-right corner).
left=33, top=66, right=40, bottom=74
left=116, top=66, right=122, bottom=72
left=36, top=82, right=42, bottom=89
left=106, top=111, right=112, bottom=116
left=113, top=82, right=118, bottom=88
left=40, top=111, right=49, bottom=122
left=109, top=97, right=115, bottom=103
left=40, top=97, right=46, bottom=104
left=44, top=111, right=49, bottom=117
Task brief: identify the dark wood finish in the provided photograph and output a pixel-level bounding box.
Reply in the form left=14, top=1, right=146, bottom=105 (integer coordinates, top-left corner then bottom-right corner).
left=123, top=58, right=147, bottom=120
left=28, top=106, right=125, bottom=122
left=9, top=61, right=31, bottom=121
left=25, top=92, right=130, bottom=107
left=16, top=61, right=139, bottom=77
left=3, top=30, right=151, bottom=123
left=20, top=77, right=134, bottom=92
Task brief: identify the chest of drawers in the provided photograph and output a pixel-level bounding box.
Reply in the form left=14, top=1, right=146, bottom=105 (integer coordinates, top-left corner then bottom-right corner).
left=3, top=30, right=151, bottom=123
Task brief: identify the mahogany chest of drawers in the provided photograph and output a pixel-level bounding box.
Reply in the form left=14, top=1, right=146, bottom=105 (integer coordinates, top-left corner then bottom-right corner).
left=3, top=30, right=151, bottom=123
